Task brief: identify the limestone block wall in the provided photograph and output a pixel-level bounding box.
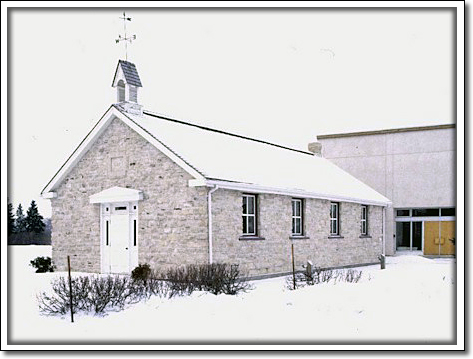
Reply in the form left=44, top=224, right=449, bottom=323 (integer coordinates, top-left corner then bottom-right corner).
left=50, top=117, right=208, bottom=272
left=211, top=189, right=383, bottom=277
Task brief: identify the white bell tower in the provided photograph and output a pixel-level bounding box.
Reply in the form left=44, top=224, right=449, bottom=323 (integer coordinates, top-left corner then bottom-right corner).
left=112, top=60, right=143, bottom=116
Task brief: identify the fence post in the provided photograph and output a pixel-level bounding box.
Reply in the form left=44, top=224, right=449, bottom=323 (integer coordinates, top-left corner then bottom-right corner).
left=378, top=254, right=386, bottom=270
left=291, top=243, right=296, bottom=290
left=67, top=255, right=74, bottom=323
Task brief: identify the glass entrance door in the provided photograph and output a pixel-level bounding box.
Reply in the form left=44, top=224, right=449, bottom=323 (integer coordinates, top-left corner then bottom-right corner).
left=396, top=221, right=422, bottom=251
left=396, top=222, right=410, bottom=249
left=412, top=222, right=422, bottom=250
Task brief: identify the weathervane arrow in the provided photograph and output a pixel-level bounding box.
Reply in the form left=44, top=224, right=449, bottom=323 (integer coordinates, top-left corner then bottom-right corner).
left=116, top=11, right=136, bottom=61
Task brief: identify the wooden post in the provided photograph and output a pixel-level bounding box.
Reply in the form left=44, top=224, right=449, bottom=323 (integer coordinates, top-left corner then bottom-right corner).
left=67, top=255, right=74, bottom=323
left=291, top=243, right=296, bottom=290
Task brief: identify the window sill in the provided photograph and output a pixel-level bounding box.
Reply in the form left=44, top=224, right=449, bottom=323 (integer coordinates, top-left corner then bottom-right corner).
left=239, top=236, right=265, bottom=241
left=328, top=235, right=344, bottom=239
left=359, top=235, right=372, bottom=239
left=289, top=235, right=310, bottom=240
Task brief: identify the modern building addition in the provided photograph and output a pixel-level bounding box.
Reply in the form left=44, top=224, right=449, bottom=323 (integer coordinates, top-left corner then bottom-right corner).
left=317, top=124, right=456, bottom=256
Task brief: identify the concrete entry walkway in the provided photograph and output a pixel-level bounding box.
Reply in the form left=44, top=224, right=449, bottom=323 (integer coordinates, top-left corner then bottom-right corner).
left=394, top=249, right=423, bottom=256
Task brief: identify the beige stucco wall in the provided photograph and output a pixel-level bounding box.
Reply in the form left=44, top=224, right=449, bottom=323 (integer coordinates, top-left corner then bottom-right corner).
left=318, top=127, right=456, bottom=255
left=50, top=117, right=209, bottom=272
left=212, top=189, right=383, bottom=276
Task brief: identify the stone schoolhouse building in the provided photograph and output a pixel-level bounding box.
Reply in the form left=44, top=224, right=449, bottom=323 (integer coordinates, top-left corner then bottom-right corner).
left=41, top=60, right=391, bottom=277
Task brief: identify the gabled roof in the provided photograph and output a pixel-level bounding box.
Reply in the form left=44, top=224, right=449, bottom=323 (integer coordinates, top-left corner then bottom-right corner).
left=130, top=110, right=391, bottom=206
left=112, top=60, right=142, bottom=87
left=42, top=105, right=391, bottom=206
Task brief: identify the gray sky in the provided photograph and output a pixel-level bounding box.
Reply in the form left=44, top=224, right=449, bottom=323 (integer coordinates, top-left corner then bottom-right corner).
left=9, top=8, right=454, bottom=218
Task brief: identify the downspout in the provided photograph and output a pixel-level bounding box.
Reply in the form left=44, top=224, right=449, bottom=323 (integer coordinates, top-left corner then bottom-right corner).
left=382, top=206, right=386, bottom=256
left=208, top=185, right=219, bottom=264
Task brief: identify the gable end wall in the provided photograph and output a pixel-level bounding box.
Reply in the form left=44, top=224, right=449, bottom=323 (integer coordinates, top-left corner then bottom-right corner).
left=50, top=118, right=209, bottom=272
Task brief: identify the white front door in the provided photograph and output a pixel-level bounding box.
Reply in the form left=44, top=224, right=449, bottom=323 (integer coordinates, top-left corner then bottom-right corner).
left=109, top=213, right=130, bottom=273
left=100, top=202, right=138, bottom=274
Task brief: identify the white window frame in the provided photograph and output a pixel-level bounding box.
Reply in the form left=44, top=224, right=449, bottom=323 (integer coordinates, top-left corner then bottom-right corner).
left=242, top=194, right=257, bottom=236
left=361, top=205, right=368, bottom=235
left=330, top=202, right=339, bottom=235
left=292, top=198, right=303, bottom=236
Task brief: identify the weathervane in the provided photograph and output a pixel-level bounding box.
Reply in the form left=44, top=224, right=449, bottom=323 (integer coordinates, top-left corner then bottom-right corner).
left=116, top=11, right=136, bottom=61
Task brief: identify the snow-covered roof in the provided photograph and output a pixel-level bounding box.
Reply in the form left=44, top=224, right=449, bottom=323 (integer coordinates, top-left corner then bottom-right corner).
left=90, top=186, right=143, bottom=204
left=121, top=109, right=391, bottom=206
left=41, top=104, right=390, bottom=206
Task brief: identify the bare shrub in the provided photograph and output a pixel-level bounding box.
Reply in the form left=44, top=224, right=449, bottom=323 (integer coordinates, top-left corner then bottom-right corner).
left=343, top=269, right=363, bottom=283
left=165, top=263, right=252, bottom=297
left=38, top=275, right=149, bottom=315
left=287, top=266, right=363, bottom=290
left=38, top=263, right=252, bottom=317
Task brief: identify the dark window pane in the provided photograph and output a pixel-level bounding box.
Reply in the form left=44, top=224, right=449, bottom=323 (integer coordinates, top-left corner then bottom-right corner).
left=248, top=196, right=255, bottom=215
left=292, top=218, right=295, bottom=234
left=133, top=220, right=137, bottom=246
left=242, top=197, right=247, bottom=214
left=243, top=216, right=247, bottom=234
left=295, top=219, right=301, bottom=234
left=396, top=210, right=410, bottom=216
left=396, top=222, right=411, bottom=248
left=331, top=220, right=337, bottom=234
left=441, top=208, right=455, bottom=216
left=106, top=220, right=109, bottom=245
left=248, top=217, right=255, bottom=234
left=412, top=208, right=439, bottom=217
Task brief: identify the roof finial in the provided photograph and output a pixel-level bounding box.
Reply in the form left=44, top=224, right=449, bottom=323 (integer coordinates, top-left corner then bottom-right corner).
left=115, top=11, right=136, bottom=61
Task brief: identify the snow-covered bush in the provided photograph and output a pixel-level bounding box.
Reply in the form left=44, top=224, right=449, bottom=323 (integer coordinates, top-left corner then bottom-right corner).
left=30, top=256, right=54, bottom=273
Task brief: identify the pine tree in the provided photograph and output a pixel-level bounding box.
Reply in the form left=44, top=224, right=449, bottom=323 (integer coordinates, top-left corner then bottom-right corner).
left=26, top=200, right=45, bottom=233
left=8, top=201, right=15, bottom=235
left=15, top=203, right=27, bottom=233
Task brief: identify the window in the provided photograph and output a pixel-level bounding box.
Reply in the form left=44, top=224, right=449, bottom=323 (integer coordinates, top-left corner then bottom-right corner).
left=412, top=208, right=439, bottom=217
left=105, top=220, right=109, bottom=246
left=330, top=202, right=339, bottom=235
left=396, top=209, right=409, bottom=217
left=292, top=199, right=303, bottom=235
left=117, top=80, right=125, bottom=102
left=242, top=194, right=257, bottom=235
left=129, top=86, right=138, bottom=103
left=361, top=205, right=368, bottom=235
left=441, top=207, right=455, bottom=216
left=133, top=220, right=137, bottom=246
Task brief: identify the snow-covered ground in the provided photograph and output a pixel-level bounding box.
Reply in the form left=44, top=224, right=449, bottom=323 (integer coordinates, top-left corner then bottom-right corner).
left=8, top=245, right=455, bottom=345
